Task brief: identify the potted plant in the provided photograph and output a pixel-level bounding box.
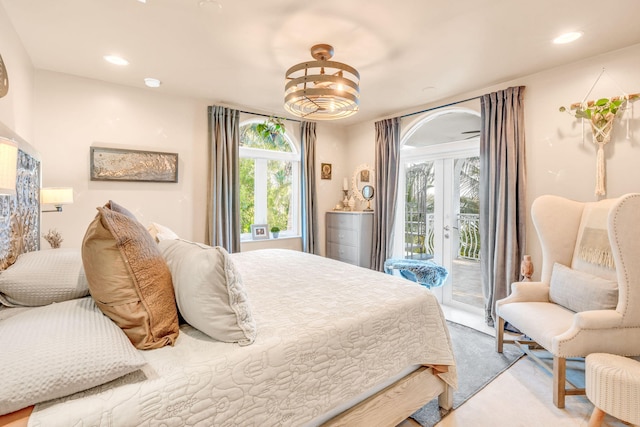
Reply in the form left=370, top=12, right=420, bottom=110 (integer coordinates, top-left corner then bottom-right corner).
left=256, top=117, right=286, bottom=142
left=270, top=226, right=280, bottom=238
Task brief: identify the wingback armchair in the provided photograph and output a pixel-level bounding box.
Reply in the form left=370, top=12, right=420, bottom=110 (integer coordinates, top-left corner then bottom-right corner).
left=495, top=193, right=640, bottom=408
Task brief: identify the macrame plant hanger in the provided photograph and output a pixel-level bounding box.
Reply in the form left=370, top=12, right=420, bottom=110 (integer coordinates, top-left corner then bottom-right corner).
left=560, top=68, right=639, bottom=196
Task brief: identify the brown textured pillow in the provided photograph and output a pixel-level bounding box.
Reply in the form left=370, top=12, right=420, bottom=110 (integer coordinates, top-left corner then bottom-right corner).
left=81, top=200, right=179, bottom=349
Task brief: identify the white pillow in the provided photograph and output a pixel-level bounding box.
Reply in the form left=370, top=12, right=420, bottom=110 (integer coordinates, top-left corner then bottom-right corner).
left=0, top=297, right=146, bottom=415
left=0, top=249, right=89, bottom=307
left=158, top=239, right=256, bottom=345
left=147, top=222, right=180, bottom=242
left=549, top=263, right=618, bottom=312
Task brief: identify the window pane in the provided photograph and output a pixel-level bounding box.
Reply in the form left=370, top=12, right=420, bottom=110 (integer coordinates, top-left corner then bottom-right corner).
left=267, top=160, right=292, bottom=231
left=239, top=158, right=255, bottom=233
left=240, top=124, right=292, bottom=152
left=405, top=161, right=435, bottom=259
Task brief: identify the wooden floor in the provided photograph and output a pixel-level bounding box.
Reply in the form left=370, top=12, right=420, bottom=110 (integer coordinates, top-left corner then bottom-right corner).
left=396, top=355, right=629, bottom=427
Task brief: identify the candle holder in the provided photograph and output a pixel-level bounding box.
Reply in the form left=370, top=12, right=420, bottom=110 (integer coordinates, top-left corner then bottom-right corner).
left=342, top=190, right=351, bottom=211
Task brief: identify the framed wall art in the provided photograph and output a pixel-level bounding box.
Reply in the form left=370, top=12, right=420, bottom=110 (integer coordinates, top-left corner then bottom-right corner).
left=90, top=147, right=178, bottom=182
left=251, top=224, right=269, bottom=240
left=321, top=163, right=332, bottom=180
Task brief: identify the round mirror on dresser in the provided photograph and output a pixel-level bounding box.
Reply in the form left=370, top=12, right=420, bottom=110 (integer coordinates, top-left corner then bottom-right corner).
left=361, top=185, right=374, bottom=211
left=351, top=163, right=374, bottom=211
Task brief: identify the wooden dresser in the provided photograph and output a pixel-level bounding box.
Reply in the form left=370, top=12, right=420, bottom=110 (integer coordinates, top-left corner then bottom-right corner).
left=326, top=211, right=373, bottom=268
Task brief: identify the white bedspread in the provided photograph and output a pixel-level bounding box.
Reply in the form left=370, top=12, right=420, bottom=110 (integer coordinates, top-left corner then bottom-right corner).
left=29, top=249, right=456, bottom=426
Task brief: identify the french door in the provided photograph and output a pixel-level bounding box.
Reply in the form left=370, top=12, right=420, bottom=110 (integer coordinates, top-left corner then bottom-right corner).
left=397, top=140, right=482, bottom=311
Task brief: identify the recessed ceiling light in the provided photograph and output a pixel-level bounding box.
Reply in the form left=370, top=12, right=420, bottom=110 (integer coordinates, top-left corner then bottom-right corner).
left=103, top=55, right=129, bottom=66
left=137, top=0, right=147, bottom=3
left=144, top=78, right=161, bottom=88
left=553, top=31, right=583, bottom=44
left=198, top=0, right=222, bottom=9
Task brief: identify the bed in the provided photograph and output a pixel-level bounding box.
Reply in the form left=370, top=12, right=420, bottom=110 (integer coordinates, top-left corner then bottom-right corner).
left=0, top=145, right=456, bottom=427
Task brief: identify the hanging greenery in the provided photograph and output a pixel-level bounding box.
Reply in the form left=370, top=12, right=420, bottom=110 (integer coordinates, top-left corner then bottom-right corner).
left=559, top=96, right=637, bottom=128
left=559, top=93, right=639, bottom=196
left=256, top=116, right=286, bottom=141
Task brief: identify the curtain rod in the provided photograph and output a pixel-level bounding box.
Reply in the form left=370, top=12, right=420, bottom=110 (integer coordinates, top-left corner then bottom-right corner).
left=400, top=95, right=481, bottom=119
left=238, top=109, right=302, bottom=123
left=239, top=95, right=481, bottom=123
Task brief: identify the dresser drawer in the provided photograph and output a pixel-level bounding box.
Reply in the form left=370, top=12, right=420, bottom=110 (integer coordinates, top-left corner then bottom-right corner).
left=327, top=242, right=358, bottom=264
left=326, top=213, right=357, bottom=230
left=325, top=212, right=373, bottom=269
left=327, top=227, right=358, bottom=246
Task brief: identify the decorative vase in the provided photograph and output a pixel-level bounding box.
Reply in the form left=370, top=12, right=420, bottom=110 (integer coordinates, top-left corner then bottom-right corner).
left=348, top=196, right=356, bottom=210
left=342, top=190, right=350, bottom=211
left=520, top=255, right=533, bottom=281
left=272, top=232, right=279, bottom=239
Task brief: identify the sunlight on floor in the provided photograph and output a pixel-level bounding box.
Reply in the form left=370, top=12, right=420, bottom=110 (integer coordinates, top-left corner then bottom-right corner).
left=440, top=304, right=494, bottom=336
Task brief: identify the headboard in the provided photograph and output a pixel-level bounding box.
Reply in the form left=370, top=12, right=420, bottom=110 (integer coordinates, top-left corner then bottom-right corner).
left=0, top=148, right=41, bottom=270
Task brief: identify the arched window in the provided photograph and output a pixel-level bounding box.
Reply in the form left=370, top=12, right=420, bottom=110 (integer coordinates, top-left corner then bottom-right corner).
left=239, top=121, right=300, bottom=239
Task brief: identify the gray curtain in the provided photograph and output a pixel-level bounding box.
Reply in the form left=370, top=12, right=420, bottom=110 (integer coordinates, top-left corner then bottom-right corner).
left=480, top=86, right=527, bottom=326
left=300, top=121, right=319, bottom=254
left=206, top=105, right=240, bottom=253
left=371, top=117, right=401, bottom=271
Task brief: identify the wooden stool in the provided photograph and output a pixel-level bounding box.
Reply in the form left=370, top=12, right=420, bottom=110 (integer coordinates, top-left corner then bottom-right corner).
left=586, top=353, right=640, bottom=427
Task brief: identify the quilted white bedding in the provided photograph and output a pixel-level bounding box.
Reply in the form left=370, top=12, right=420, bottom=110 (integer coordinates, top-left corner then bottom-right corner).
left=27, top=249, right=456, bottom=426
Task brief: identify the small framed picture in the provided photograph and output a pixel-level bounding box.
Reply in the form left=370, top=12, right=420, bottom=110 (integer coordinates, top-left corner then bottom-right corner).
left=360, top=169, right=370, bottom=182
left=251, top=224, right=269, bottom=240
left=321, top=163, right=332, bottom=180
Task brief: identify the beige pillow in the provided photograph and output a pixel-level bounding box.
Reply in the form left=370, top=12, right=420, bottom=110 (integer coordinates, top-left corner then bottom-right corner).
left=147, top=222, right=180, bottom=243
left=159, top=239, right=256, bottom=345
left=549, top=263, right=618, bottom=313
left=82, top=200, right=179, bottom=349
left=0, top=248, right=89, bottom=307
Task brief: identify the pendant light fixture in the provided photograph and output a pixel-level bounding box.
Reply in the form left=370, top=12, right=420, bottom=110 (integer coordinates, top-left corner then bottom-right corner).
left=284, top=44, right=360, bottom=120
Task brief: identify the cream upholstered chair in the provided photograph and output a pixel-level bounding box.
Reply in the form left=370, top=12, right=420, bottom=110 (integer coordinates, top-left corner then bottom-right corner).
left=495, top=193, right=640, bottom=408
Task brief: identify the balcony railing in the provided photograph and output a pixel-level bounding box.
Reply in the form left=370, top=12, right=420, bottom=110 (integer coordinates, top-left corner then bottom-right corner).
left=405, top=211, right=480, bottom=261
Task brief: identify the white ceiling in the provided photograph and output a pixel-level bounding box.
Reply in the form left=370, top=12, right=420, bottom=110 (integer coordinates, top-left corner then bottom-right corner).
left=2, top=0, right=640, bottom=128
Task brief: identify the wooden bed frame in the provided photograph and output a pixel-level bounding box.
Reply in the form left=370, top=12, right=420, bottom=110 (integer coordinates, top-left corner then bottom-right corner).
left=323, top=366, right=452, bottom=426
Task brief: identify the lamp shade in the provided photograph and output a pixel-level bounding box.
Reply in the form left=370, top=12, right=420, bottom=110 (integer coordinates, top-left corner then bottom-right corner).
left=0, top=137, right=18, bottom=195
left=41, top=187, right=74, bottom=206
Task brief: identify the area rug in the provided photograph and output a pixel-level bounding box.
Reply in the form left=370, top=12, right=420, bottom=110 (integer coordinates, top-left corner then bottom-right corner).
left=410, top=321, right=523, bottom=426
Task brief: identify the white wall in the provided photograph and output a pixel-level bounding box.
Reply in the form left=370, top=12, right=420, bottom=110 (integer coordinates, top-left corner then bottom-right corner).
left=34, top=71, right=210, bottom=248
left=345, top=121, right=375, bottom=212
left=0, top=4, right=34, bottom=140
left=5, top=0, right=639, bottom=266
left=32, top=70, right=350, bottom=253
left=315, top=123, right=348, bottom=256
left=514, top=43, right=640, bottom=273
left=344, top=43, right=640, bottom=278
